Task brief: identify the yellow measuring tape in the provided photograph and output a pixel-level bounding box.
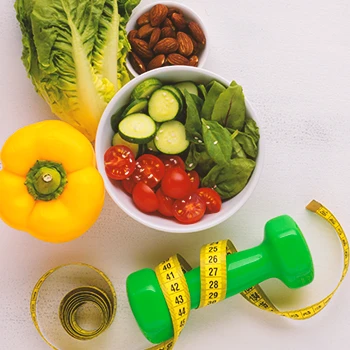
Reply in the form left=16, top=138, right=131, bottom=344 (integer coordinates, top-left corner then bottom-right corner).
left=151, top=200, right=348, bottom=349
left=31, top=263, right=117, bottom=349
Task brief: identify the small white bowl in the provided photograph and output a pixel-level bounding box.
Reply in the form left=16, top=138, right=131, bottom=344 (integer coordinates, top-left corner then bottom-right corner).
left=126, top=1, right=209, bottom=77
left=95, top=66, right=264, bottom=233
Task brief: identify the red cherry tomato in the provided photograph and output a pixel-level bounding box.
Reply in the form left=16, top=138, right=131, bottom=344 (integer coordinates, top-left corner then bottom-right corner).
left=159, top=155, right=185, bottom=172
left=196, top=188, right=222, bottom=213
left=104, top=145, right=135, bottom=180
left=122, top=177, right=136, bottom=195
left=132, top=154, right=165, bottom=188
left=132, top=182, right=159, bottom=213
left=173, top=193, right=206, bottom=224
left=161, top=167, right=192, bottom=199
left=187, top=170, right=200, bottom=193
left=156, top=188, right=175, bottom=217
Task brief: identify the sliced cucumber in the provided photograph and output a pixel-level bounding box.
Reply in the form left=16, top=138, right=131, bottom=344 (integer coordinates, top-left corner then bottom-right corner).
left=112, top=133, right=139, bottom=157
left=119, top=113, right=157, bottom=144
left=174, top=81, right=198, bottom=96
left=122, top=99, right=148, bottom=118
left=148, top=89, right=180, bottom=122
left=154, top=120, right=189, bottom=154
left=110, top=104, right=127, bottom=133
left=131, top=78, right=162, bottom=100
left=162, top=85, right=184, bottom=112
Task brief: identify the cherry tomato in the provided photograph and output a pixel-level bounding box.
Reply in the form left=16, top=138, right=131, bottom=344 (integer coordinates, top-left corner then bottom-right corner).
left=132, top=154, right=165, bottom=188
left=196, top=188, right=222, bottom=213
left=187, top=170, right=200, bottom=193
left=122, top=177, right=136, bottom=195
left=156, top=188, right=175, bottom=217
left=173, top=193, right=206, bottom=224
left=159, top=155, right=185, bottom=171
left=104, top=145, right=135, bottom=180
left=132, top=182, right=159, bottom=213
left=161, top=167, right=192, bottom=199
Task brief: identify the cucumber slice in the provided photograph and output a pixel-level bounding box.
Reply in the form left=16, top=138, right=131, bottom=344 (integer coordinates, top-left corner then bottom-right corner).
left=119, top=113, right=157, bottom=144
left=154, top=120, right=189, bottom=154
left=131, top=78, right=162, bottom=100
left=112, top=133, right=139, bottom=157
left=122, top=99, right=148, bottom=118
left=110, top=104, right=127, bottom=133
left=174, top=81, right=198, bottom=96
left=162, top=85, right=184, bottom=112
left=148, top=89, right=180, bottom=122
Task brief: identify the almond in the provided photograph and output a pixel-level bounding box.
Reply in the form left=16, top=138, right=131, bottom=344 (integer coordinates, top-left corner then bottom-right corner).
left=147, top=54, right=166, bottom=70
left=149, top=27, right=161, bottom=50
left=150, top=4, right=168, bottom=27
left=137, top=12, right=150, bottom=27
left=153, top=38, right=179, bottom=55
left=188, top=34, right=200, bottom=54
left=130, top=38, right=154, bottom=59
left=177, top=32, right=193, bottom=57
left=167, top=53, right=190, bottom=66
left=129, top=52, right=146, bottom=74
left=128, top=29, right=138, bottom=41
left=137, top=24, right=154, bottom=39
left=189, top=55, right=199, bottom=67
left=160, top=26, right=176, bottom=39
left=188, top=21, right=206, bottom=45
left=167, top=7, right=183, bottom=18
left=171, top=13, right=187, bottom=31
left=161, top=18, right=175, bottom=30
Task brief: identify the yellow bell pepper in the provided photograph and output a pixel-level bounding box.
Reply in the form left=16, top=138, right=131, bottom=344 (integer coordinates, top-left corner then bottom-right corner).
left=0, top=120, right=105, bottom=243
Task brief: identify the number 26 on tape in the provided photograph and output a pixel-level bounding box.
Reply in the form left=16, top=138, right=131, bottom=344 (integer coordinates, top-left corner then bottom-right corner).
left=208, top=255, right=218, bottom=263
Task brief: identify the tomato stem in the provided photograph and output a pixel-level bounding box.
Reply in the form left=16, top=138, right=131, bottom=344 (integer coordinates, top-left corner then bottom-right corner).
left=25, top=160, right=68, bottom=201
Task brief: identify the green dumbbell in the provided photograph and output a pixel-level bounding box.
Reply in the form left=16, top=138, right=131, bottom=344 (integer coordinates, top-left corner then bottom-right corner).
left=126, top=215, right=314, bottom=344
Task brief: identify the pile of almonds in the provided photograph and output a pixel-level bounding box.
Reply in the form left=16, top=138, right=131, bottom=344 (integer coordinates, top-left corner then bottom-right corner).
left=128, top=4, right=206, bottom=74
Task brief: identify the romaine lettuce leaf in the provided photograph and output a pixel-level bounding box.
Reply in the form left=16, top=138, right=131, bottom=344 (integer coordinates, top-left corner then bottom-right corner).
left=15, top=0, right=140, bottom=141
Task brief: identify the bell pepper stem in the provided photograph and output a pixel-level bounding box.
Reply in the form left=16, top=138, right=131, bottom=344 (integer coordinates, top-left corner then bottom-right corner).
left=25, top=160, right=68, bottom=201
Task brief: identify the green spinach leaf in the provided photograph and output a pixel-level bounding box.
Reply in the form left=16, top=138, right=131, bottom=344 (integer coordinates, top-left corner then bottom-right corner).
left=110, top=104, right=127, bottom=132
left=211, top=81, right=245, bottom=131
left=235, top=131, right=258, bottom=159
left=184, top=90, right=202, bottom=143
left=202, top=119, right=232, bottom=166
left=198, top=84, right=207, bottom=100
left=244, top=117, right=260, bottom=144
left=185, top=143, right=200, bottom=171
left=202, top=158, right=256, bottom=199
left=201, top=81, right=226, bottom=120
left=232, top=139, right=247, bottom=158
left=196, top=149, right=216, bottom=177
left=191, top=93, right=204, bottom=112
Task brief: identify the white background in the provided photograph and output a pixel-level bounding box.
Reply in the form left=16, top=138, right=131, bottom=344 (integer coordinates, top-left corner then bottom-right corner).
left=1, top=0, right=350, bottom=349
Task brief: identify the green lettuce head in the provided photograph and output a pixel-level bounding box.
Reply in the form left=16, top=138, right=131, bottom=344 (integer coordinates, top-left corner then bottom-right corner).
left=15, top=0, right=140, bottom=141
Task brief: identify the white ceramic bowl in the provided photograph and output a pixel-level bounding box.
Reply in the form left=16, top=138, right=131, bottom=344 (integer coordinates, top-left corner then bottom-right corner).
left=95, top=66, right=264, bottom=233
left=126, top=1, right=209, bottom=77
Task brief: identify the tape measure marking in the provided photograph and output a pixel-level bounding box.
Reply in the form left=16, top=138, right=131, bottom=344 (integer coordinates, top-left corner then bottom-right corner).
left=149, top=255, right=191, bottom=350
left=198, top=240, right=235, bottom=307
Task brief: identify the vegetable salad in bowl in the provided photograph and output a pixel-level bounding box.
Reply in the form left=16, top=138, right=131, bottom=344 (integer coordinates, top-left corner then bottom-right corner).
left=95, top=66, right=264, bottom=233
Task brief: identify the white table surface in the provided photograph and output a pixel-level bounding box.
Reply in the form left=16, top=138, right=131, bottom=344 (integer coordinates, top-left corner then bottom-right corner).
left=1, top=0, right=350, bottom=349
